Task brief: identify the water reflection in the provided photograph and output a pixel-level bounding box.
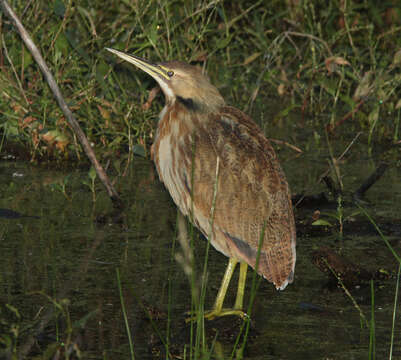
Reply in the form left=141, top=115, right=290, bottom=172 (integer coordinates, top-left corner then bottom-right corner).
left=0, top=138, right=400, bottom=358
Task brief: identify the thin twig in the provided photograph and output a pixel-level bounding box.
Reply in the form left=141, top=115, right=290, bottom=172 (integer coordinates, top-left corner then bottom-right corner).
left=318, top=131, right=362, bottom=184
left=284, top=31, right=333, bottom=57
left=270, top=138, right=303, bottom=153
left=324, top=258, right=368, bottom=327
left=0, top=0, right=122, bottom=207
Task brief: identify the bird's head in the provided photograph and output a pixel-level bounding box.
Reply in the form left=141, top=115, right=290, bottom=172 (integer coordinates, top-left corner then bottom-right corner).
left=106, top=48, right=225, bottom=113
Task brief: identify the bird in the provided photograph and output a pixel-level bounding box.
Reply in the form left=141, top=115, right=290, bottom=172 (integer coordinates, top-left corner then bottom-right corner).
left=106, top=48, right=296, bottom=320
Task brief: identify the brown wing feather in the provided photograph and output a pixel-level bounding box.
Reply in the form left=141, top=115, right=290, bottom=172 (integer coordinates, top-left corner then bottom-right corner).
left=184, top=106, right=296, bottom=289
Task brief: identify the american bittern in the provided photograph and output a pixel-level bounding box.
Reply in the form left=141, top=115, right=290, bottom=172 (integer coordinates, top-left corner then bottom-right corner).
left=107, top=48, right=296, bottom=319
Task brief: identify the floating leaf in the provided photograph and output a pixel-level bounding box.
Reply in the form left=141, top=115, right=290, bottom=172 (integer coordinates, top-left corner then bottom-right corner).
left=312, top=219, right=333, bottom=227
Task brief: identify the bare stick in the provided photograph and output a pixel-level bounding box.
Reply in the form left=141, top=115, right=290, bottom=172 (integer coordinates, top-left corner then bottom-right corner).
left=0, top=0, right=122, bottom=206
left=353, top=162, right=388, bottom=200
left=326, top=99, right=366, bottom=133
left=295, top=132, right=361, bottom=208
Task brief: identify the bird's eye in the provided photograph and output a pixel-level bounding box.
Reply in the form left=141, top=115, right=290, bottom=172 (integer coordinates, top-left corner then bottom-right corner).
left=167, top=70, right=174, bottom=77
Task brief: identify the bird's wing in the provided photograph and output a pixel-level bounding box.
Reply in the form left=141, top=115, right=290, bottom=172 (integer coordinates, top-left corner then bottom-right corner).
left=184, top=106, right=296, bottom=289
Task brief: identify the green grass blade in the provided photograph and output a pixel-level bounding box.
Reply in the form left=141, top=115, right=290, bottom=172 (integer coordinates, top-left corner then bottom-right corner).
left=357, top=204, right=401, bottom=263
left=230, top=222, right=266, bottom=359
left=369, top=280, right=375, bottom=360
left=389, top=263, right=401, bottom=360
left=116, top=268, right=135, bottom=360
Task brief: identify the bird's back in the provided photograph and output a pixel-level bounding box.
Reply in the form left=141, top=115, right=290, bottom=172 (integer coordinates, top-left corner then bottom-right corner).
left=153, top=101, right=296, bottom=290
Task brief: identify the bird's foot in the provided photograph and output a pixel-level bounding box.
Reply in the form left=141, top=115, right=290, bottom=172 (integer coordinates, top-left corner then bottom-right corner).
left=186, top=308, right=248, bottom=322
left=205, top=308, right=248, bottom=320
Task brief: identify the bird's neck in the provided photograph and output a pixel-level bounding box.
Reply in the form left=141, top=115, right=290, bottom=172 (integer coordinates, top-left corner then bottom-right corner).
left=158, top=101, right=202, bottom=137
left=161, top=83, right=225, bottom=116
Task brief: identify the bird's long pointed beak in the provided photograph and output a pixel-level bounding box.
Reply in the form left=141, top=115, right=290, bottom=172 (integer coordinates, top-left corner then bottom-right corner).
left=106, top=48, right=169, bottom=81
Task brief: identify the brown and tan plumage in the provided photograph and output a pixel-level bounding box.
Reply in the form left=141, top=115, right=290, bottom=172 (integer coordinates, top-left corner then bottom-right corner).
left=107, top=48, right=296, bottom=319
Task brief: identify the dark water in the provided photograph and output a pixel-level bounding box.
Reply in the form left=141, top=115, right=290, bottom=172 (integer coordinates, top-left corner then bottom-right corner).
left=1, top=134, right=400, bottom=359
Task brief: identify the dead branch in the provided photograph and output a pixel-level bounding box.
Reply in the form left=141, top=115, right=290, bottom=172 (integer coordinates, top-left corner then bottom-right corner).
left=0, top=0, right=122, bottom=207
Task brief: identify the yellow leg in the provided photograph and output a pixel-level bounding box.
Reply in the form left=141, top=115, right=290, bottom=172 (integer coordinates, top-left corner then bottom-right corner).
left=233, top=262, right=248, bottom=310
left=203, top=258, right=247, bottom=320
left=186, top=258, right=248, bottom=321
left=212, top=257, right=238, bottom=313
